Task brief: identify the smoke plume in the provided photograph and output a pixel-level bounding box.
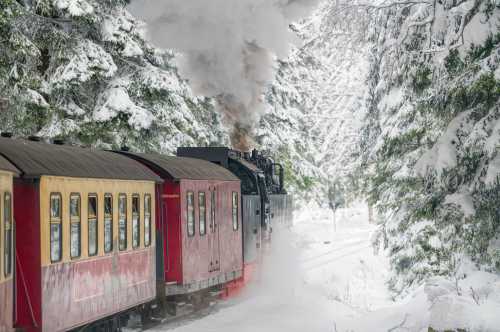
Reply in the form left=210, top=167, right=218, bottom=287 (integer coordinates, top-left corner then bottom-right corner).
left=128, top=0, right=319, bottom=151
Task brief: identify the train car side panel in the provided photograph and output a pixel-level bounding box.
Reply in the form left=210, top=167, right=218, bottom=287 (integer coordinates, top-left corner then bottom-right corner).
left=163, top=181, right=182, bottom=285
left=179, top=180, right=243, bottom=291
left=0, top=281, right=13, bottom=332
left=179, top=180, right=210, bottom=286
left=14, top=179, right=42, bottom=332
left=40, top=248, right=155, bottom=331
left=217, top=181, right=243, bottom=282
left=241, top=195, right=261, bottom=264
left=39, top=177, right=156, bottom=332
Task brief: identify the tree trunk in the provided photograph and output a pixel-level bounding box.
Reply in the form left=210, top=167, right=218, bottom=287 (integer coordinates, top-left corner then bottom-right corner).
left=333, top=209, right=337, bottom=232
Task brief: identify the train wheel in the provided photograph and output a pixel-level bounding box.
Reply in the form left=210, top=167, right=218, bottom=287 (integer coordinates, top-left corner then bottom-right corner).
left=140, top=304, right=153, bottom=326
left=119, top=314, right=129, bottom=331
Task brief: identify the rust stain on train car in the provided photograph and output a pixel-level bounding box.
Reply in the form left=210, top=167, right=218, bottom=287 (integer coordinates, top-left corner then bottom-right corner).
left=41, top=248, right=155, bottom=332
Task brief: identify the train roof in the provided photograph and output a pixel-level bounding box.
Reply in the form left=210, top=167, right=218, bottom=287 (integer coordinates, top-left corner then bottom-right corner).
left=0, top=154, right=19, bottom=175
left=118, top=152, right=240, bottom=182
left=177, top=146, right=262, bottom=173
left=0, top=137, right=162, bottom=182
left=234, top=157, right=261, bottom=173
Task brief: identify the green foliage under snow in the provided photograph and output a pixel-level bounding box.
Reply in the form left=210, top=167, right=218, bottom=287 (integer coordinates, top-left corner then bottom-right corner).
left=361, top=0, right=500, bottom=294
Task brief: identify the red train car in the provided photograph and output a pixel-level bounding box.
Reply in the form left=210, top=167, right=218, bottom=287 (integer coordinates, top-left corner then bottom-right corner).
left=0, top=137, right=162, bottom=332
left=118, top=153, right=243, bottom=297
left=0, top=155, right=18, bottom=332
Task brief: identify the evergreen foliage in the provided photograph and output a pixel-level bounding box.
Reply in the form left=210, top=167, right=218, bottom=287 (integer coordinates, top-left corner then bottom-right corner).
left=0, top=0, right=228, bottom=152
left=361, top=1, right=500, bottom=294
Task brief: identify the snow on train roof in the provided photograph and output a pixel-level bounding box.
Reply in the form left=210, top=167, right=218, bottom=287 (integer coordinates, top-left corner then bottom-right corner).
left=0, top=154, right=19, bottom=175
left=118, top=152, right=240, bottom=181
left=0, top=137, right=162, bottom=182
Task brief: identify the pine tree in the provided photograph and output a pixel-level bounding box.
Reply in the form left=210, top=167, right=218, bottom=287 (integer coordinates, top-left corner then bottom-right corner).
left=360, top=1, right=500, bottom=294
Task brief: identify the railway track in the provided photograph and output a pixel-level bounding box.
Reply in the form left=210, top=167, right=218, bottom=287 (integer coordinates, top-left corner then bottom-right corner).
left=140, top=304, right=219, bottom=331
left=300, top=239, right=367, bottom=263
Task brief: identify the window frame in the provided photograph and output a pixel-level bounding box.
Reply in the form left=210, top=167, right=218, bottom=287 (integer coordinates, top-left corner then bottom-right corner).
left=118, top=194, right=128, bottom=251
left=232, top=192, right=239, bottom=231
left=186, top=191, right=195, bottom=237
left=87, top=194, right=98, bottom=257
left=49, top=193, right=63, bottom=263
left=1, top=192, right=2, bottom=279
left=144, top=194, right=152, bottom=247
left=69, top=193, right=81, bottom=259
left=198, top=192, right=206, bottom=236
left=104, top=194, right=113, bottom=254
left=4, top=192, right=12, bottom=276
left=132, top=194, right=141, bottom=249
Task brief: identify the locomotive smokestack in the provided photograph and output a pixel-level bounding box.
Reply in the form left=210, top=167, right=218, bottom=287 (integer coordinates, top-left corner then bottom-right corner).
left=230, top=123, right=254, bottom=152
left=128, top=0, right=319, bottom=150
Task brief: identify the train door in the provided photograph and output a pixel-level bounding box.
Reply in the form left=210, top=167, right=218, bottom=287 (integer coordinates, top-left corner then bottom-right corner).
left=242, top=195, right=261, bottom=264
left=160, top=196, right=168, bottom=277
left=163, top=192, right=181, bottom=284
left=213, top=188, right=220, bottom=272
left=208, top=188, right=220, bottom=272
left=154, top=187, right=165, bottom=282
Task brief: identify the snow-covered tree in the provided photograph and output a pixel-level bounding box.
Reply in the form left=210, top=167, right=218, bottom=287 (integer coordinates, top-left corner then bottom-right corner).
left=0, top=0, right=228, bottom=152
left=360, top=0, right=500, bottom=294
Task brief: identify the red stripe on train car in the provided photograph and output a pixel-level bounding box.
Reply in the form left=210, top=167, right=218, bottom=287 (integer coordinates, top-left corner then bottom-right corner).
left=14, top=180, right=42, bottom=332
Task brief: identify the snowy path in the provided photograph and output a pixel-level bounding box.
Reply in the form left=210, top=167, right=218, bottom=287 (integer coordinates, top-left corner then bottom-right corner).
left=149, top=202, right=403, bottom=332
left=295, top=205, right=391, bottom=314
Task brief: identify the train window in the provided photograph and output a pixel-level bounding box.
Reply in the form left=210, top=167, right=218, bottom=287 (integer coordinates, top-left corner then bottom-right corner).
left=132, top=195, right=140, bottom=249
left=187, top=192, right=195, bottom=237
left=50, top=193, right=62, bottom=263
left=232, top=192, right=239, bottom=231
left=119, top=194, right=127, bottom=251
left=70, top=194, right=81, bottom=258
left=104, top=194, right=113, bottom=253
left=88, top=195, right=98, bottom=256
left=144, top=194, right=151, bottom=247
left=4, top=193, right=12, bottom=276
left=210, top=190, right=216, bottom=233
left=199, top=192, right=206, bottom=236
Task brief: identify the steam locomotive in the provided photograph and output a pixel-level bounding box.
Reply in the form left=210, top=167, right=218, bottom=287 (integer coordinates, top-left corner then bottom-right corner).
left=0, top=135, right=292, bottom=332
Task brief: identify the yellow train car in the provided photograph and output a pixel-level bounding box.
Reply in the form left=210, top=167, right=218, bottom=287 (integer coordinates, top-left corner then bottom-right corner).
left=0, top=154, right=18, bottom=332
left=0, top=137, right=162, bottom=332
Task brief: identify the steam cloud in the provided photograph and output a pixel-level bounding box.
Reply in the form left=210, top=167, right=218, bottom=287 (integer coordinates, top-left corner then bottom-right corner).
left=128, top=0, right=319, bottom=151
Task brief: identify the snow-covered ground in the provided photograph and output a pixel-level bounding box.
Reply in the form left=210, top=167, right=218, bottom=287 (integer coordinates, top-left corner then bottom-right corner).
left=149, top=202, right=500, bottom=332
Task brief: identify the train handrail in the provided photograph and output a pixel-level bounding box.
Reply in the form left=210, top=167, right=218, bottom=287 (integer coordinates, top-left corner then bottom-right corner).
left=15, top=251, right=38, bottom=328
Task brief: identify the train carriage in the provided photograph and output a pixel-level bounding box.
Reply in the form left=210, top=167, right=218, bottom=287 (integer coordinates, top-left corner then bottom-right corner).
left=0, top=155, right=19, bottom=332
left=269, top=194, right=294, bottom=229
left=0, top=137, right=162, bottom=332
left=177, top=147, right=289, bottom=284
left=117, top=152, right=243, bottom=298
